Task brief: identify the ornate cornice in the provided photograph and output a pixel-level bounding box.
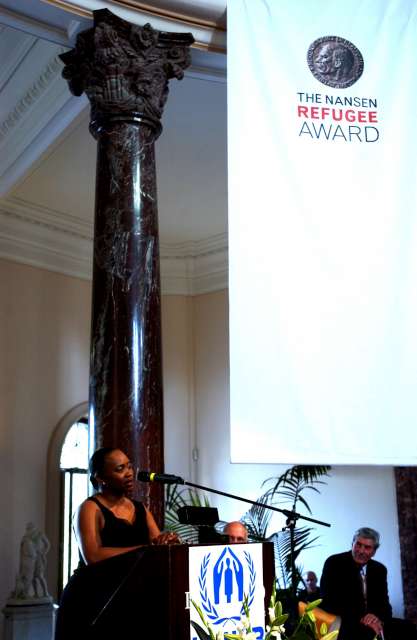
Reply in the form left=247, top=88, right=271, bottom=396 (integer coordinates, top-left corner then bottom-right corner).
left=43, top=0, right=227, bottom=52
left=0, top=39, right=80, bottom=192
left=1, top=197, right=92, bottom=238
left=115, top=1, right=225, bottom=29
left=0, top=52, right=65, bottom=144
left=47, top=0, right=225, bottom=29
left=0, top=29, right=35, bottom=92
left=161, top=233, right=227, bottom=258
left=0, top=6, right=71, bottom=46
left=0, top=197, right=228, bottom=294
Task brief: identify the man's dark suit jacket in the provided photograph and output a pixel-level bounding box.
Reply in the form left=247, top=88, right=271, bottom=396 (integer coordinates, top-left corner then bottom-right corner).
left=320, top=551, right=392, bottom=639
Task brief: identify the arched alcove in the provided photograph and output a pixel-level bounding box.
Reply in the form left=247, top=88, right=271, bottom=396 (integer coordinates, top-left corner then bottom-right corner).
left=46, top=402, right=88, bottom=600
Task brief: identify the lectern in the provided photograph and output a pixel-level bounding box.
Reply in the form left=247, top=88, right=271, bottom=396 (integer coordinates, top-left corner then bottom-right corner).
left=55, top=543, right=274, bottom=639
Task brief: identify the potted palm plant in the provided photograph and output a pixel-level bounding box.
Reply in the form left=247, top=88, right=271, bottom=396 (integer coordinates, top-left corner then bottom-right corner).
left=240, top=465, right=331, bottom=615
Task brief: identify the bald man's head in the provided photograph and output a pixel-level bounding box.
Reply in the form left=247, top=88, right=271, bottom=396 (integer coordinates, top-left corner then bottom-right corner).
left=224, top=521, right=248, bottom=544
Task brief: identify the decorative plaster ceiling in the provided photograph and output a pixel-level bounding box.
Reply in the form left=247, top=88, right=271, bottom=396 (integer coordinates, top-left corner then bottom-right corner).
left=0, top=0, right=228, bottom=294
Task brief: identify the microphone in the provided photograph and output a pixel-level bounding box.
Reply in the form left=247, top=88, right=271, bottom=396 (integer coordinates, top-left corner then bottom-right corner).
left=137, top=470, right=184, bottom=485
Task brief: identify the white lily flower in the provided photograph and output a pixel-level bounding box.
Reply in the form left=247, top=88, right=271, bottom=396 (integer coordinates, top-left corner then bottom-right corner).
left=240, top=616, right=250, bottom=629
left=268, top=623, right=285, bottom=639
left=216, top=631, right=224, bottom=640
left=268, top=607, right=275, bottom=623
left=245, top=633, right=257, bottom=640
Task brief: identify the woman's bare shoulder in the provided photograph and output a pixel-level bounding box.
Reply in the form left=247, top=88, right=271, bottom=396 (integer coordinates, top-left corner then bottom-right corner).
left=77, top=497, right=101, bottom=518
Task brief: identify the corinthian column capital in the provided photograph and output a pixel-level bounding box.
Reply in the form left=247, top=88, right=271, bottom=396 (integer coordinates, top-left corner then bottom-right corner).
left=60, top=8, right=194, bottom=136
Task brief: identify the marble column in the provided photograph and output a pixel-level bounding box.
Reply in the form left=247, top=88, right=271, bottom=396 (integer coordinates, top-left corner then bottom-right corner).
left=394, top=467, right=417, bottom=624
left=60, top=9, right=193, bottom=524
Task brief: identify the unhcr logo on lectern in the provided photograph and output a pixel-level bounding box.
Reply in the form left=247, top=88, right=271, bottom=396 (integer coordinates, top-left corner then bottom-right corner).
left=198, top=546, right=259, bottom=629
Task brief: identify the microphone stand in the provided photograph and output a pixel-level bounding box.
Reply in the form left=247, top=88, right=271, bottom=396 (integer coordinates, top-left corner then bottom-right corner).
left=176, top=478, right=331, bottom=529
left=175, top=477, right=330, bottom=611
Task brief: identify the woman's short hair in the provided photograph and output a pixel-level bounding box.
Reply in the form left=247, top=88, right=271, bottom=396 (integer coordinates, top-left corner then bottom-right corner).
left=89, top=447, right=118, bottom=490
left=352, top=527, right=380, bottom=550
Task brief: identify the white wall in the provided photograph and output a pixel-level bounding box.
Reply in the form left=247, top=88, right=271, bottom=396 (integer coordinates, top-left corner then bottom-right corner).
left=161, top=294, right=195, bottom=480
left=0, top=258, right=91, bottom=638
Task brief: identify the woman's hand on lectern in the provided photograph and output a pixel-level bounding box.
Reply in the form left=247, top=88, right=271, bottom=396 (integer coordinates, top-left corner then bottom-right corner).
left=152, top=531, right=180, bottom=545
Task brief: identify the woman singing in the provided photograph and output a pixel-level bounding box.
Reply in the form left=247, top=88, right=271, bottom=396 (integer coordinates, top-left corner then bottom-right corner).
left=55, top=447, right=179, bottom=638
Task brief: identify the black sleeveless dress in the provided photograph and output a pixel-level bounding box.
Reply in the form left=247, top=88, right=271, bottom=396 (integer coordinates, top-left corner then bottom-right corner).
left=55, top=497, right=150, bottom=639
left=86, top=496, right=149, bottom=548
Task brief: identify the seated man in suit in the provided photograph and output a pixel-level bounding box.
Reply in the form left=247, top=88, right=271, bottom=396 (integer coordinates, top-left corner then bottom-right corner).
left=320, top=526, right=416, bottom=640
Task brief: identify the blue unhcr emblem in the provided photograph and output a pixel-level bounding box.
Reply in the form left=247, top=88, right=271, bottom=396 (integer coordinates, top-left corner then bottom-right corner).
left=199, top=547, right=256, bottom=626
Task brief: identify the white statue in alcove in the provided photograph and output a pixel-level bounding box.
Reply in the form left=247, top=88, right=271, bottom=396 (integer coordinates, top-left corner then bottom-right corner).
left=9, top=522, right=52, bottom=603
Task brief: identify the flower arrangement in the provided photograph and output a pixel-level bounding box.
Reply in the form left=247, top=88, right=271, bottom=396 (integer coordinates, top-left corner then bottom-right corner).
left=191, top=583, right=339, bottom=640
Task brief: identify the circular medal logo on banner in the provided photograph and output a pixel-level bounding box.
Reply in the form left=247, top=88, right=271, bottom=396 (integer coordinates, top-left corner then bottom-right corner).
left=307, top=36, right=364, bottom=88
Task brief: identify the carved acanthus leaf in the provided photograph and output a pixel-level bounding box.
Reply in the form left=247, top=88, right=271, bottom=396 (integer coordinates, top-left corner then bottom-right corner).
left=59, top=9, right=194, bottom=130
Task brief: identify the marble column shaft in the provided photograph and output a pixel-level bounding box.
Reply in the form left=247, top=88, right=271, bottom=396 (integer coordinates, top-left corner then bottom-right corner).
left=60, top=9, right=193, bottom=523
left=394, top=467, right=417, bottom=624
left=90, top=119, right=163, bottom=512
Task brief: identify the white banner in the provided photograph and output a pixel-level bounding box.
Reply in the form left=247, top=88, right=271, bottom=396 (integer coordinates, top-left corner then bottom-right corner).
left=189, top=543, right=265, bottom=639
left=228, top=0, right=417, bottom=464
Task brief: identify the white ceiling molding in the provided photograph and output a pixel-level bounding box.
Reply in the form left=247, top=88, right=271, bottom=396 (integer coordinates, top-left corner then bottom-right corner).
left=0, top=199, right=228, bottom=294
left=42, top=0, right=226, bottom=51
left=0, top=94, right=88, bottom=196
left=1, top=196, right=92, bottom=238
left=161, top=232, right=228, bottom=294
left=0, top=5, right=72, bottom=46
left=0, top=47, right=66, bottom=151
left=0, top=204, right=93, bottom=280
left=0, top=35, right=89, bottom=196
left=0, top=28, right=36, bottom=92
left=185, top=49, right=226, bottom=83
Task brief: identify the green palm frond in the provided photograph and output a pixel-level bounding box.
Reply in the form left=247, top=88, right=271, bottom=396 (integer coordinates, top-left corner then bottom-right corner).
left=262, top=466, right=330, bottom=514
left=241, top=492, right=273, bottom=540
left=188, top=491, right=211, bottom=507
left=276, top=526, right=318, bottom=558
left=269, top=526, right=319, bottom=591
left=251, top=465, right=330, bottom=594
left=269, top=532, right=289, bottom=589
left=164, top=483, right=211, bottom=543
